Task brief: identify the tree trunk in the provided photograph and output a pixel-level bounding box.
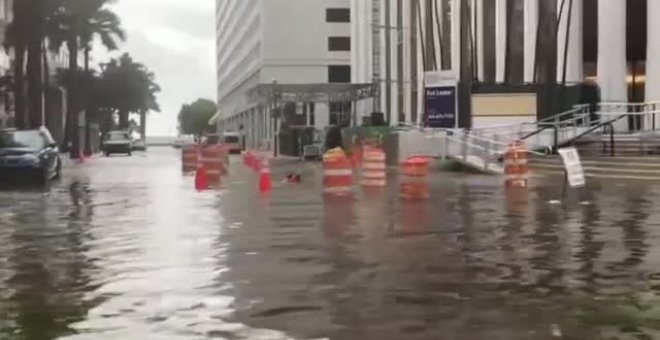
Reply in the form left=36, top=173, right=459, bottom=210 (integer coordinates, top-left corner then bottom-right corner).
left=67, top=38, right=80, bottom=158
left=83, top=48, right=92, bottom=155
left=13, top=44, right=26, bottom=128
left=27, top=39, right=43, bottom=128
left=119, top=110, right=129, bottom=129
left=140, top=110, right=146, bottom=140
left=42, top=41, right=50, bottom=129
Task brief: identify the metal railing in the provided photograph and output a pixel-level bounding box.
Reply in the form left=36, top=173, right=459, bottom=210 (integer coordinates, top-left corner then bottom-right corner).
left=398, top=101, right=660, bottom=173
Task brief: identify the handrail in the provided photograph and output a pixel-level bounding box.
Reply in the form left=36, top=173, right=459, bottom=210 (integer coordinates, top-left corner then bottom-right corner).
left=560, top=113, right=629, bottom=151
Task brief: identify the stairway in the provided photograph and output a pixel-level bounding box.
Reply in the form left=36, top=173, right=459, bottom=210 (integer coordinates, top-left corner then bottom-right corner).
left=573, top=133, right=660, bottom=157
left=529, top=155, right=660, bottom=181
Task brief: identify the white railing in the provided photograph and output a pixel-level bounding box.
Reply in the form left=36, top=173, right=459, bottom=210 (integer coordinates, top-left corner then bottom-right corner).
left=400, top=102, right=660, bottom=174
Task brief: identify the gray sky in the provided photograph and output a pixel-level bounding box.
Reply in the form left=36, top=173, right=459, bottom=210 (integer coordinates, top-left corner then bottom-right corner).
left=93, top=0, right=216, bottom=136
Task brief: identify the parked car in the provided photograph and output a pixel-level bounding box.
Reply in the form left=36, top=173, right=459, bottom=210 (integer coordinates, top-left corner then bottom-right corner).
left=103, top=131, right=132, bottom=156
left=222, top=132, right=241, bottom=154
left=0, top=127, right=61, bottom=183
left=132, top=139, right=147, bottom=151
left=173, top=135, right=195, bottom=149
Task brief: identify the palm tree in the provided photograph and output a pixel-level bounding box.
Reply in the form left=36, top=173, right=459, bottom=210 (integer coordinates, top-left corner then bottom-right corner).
left=96, top=53, right=160, bottom=135
left=79, top=6, right=125, bottom=155
left=48, top=0, right=124, bottom=157
left=7, top=0, right=47, bottom=128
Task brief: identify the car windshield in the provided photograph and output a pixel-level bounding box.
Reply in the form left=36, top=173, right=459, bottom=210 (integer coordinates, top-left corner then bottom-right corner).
left=0, top=130, right=45, bottom=150
left=224, top=136, right=239, bottom=143
left=108, top=132, right=130, bottom=141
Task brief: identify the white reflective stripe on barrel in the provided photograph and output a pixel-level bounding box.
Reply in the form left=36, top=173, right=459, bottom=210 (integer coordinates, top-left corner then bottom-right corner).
left=362, top=179, right=386, bottom=186
left=363, top=171, right=386, bottom=179
left=323, top=186, right=352, bottom=193
left=323, top=169, right=353, bottom=176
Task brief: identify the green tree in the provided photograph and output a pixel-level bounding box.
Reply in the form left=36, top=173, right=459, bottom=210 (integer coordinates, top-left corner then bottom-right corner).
left=6, top=0, right=49, bottom=128
left=48, top=0, right=125, bottom=157
left=95, top=53, right=160, bottom=134
left=178, top=99, right=218, bottom=139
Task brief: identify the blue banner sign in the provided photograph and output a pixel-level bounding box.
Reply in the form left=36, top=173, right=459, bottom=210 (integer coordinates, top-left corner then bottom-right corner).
left=424, top=86, right=457, bottom=128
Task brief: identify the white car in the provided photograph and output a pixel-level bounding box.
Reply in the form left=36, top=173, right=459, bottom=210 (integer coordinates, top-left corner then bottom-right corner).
left=103, top=131, right=132, bottom=156
left=173, top=135, right=195, bottom=149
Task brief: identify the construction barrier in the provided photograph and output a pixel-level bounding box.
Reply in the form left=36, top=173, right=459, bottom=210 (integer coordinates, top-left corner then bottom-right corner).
left=323, top=148, right=353, bottom=195
left=361, top=147, right=386, bottom=187
left=504, top=140, right=529, bottom=188
left=251, top=152, right=262, bottom=172
left=258, top=157, right=272, bottom=193
left=400, top=156, right=430, bottom=200
left=182, top=145, right=199, bottom=173
left=200, top=146, right=228, bottom=185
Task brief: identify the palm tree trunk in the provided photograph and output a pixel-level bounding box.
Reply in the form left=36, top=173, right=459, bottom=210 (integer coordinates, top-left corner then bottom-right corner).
left=13, top=44, right=26, bottom=128
left=119, top=110, right=128, bottom=129
left=42, top=41, right=50, bottom=129
left=140, top=110, right=146, bottom=140
left=67, top=38, right=80, bottom=158
left=83, top=47, right=92, bottom=155
left=27, top=39, right=44, bottom=128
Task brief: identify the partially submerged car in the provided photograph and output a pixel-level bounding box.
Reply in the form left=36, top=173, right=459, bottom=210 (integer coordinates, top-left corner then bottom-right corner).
left=0, top=127, right=61, bottom=183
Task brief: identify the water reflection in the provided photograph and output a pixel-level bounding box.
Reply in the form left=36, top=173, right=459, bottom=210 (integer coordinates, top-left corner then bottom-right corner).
left=0, top=181, right=95, bottom=339
left=1, top=151, right=660, bottom=339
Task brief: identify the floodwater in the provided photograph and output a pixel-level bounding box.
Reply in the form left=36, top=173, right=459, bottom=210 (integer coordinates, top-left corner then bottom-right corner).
left=1, top=148, right=660, bottom=339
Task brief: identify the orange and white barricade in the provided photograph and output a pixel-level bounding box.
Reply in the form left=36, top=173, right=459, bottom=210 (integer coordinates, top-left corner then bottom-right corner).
left=361, top=147, right=386, bottom=187
left=200, top=146, right=227, bottom=185
left=504, top=140, right=529, bottom=188
left=400, top=156, right=430, bottom=200
left=323, top=148, right=353, bottom=195
left=182, top=145, right=199, bottom=173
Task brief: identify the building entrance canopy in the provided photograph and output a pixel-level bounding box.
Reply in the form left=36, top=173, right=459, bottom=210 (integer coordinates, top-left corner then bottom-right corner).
left=246, top=83, right=378, bottom=104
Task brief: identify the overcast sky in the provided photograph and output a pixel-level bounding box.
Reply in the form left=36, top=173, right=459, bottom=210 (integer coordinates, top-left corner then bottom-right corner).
left=93, top=0, right=216, bottom=136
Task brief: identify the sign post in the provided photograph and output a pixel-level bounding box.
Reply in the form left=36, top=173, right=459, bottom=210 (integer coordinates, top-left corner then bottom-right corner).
left=557, top=147, right=588, bottom=203
left=423, top=71, right=458, bottom=129
left=558, top=147, right=586, bottom=189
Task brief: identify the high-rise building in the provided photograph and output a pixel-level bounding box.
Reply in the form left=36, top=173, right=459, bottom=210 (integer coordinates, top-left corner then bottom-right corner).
left=352, top=0, right=660, bottom=129
left=214, top=0, right=351, bottom=150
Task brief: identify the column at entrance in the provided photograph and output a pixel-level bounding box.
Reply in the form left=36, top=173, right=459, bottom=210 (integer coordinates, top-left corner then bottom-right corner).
left=597, top=0, right=627, bottom=102
left=557, top=0, right=584, bottom=83
left=646, top=0, right=660, bottom=103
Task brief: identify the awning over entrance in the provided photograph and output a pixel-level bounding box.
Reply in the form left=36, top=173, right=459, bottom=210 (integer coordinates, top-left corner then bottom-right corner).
left=246, top=83, right=378, bottom=104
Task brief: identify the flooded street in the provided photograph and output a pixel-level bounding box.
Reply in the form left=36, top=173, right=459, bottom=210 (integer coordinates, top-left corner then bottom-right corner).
left=1, top=148, right=660, bottom=339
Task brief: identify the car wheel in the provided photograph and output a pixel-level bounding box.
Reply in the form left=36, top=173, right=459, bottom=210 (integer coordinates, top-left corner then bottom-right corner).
left=105, top=152, right=110, bottom=157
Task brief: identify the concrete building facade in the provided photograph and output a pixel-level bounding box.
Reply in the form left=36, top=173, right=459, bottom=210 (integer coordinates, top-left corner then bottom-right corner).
left=215, top=0, right=351, bottom=149
left=351, top=0, right=660, bottom=128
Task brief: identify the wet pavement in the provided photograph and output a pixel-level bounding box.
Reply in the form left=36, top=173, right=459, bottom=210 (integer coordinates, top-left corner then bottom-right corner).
left=1, top=148, right=660, bottom=339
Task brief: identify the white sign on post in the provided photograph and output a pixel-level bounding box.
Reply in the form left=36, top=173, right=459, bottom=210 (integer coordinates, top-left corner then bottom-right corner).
left=558, top=147, right=586, bottom=188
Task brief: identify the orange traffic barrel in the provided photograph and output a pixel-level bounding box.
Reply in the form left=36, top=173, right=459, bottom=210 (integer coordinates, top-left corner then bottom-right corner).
left=258, top=157, right=272, bottom=193
left=400, top=156, right=430, bottom=200
left=361, top=147, right=386, bottom=187
left=200, top=146, right=227, bottom=185
left=323, top=154, right=353, bottom=196
left=504, top=140, right=529, bottom=188
left=182, top=145, right=199, bottom=173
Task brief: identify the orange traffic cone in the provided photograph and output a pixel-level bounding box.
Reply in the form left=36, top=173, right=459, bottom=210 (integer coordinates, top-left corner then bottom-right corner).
left=258, top=158, right=272, bottom=193
left=195, top=164, right=209, bottom=191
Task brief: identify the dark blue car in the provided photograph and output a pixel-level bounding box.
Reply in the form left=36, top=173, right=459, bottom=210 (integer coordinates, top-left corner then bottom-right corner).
left=0, top=128, right=61, bottom=183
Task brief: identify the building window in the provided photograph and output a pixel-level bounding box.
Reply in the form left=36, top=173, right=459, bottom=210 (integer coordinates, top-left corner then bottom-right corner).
left=328, top=37, right=351, bottom=51
left=326, top=8, right=350, bottom=23
left=329, top=102, right=352, bottom=125
left=328, top=65, right=351, bottom=83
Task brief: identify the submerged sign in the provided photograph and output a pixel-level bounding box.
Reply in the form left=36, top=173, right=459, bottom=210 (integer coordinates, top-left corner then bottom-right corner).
left=424, top=86, right=457, bottom=128
left=558, top=147, right=586, bottom=188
